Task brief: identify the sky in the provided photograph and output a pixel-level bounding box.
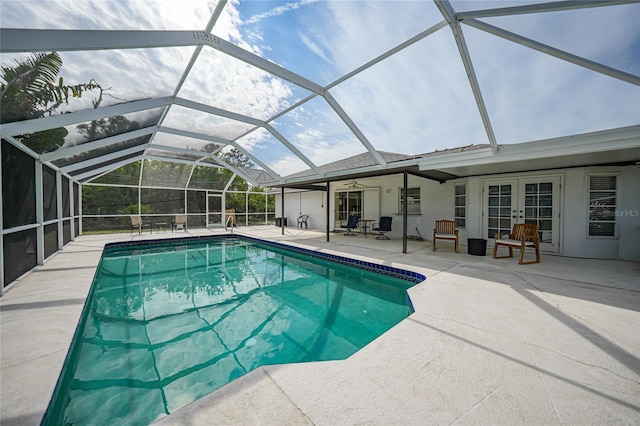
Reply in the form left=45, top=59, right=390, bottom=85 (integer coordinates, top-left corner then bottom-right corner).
left=1, top=0, right=639, bottom=177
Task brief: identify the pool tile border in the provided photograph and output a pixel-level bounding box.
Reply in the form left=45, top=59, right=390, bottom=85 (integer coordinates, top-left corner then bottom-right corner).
left=104, top=234, right=426, bottom=284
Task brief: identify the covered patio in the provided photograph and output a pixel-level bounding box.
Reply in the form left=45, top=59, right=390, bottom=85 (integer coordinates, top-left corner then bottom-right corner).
left=2, top=227, right=638, bottom=425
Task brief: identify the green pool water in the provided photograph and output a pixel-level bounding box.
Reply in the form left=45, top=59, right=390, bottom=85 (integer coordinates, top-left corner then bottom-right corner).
left=42, top=237, right=421, bottom=425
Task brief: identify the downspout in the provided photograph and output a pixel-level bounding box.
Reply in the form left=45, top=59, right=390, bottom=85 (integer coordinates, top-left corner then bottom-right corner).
left=281, top=187, right=285, bottom=235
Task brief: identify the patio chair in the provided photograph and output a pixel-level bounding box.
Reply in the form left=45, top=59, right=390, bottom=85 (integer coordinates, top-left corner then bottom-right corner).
left=130, top=215, right=151, bottom=235
left=297, top=214, right=309, bottom=229
left=433, top=219, right=459, bottom=253
left=172, top=215, right=187, bottom=232
left=344, top=215, right=359, bottom=236
left=493, top=223, right=541, bottom=265
left=372, top=216, right=392, bottom=240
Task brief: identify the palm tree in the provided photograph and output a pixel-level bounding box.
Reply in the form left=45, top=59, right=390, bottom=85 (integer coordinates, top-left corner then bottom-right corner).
left=1, top=52, right=101, bottom=152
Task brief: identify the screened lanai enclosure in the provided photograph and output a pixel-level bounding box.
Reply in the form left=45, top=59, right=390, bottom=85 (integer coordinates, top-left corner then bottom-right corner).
left=1, top=0, right=639, bottom=291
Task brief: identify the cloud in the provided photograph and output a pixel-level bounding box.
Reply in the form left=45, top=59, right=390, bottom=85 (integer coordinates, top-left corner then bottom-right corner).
left=2, top=0, right=638, bottom=179
left=241, top=0, right=318, bottom=26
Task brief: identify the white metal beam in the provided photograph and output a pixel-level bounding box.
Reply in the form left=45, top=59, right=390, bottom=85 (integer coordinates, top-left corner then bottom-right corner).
left=73, top=155, right=142, bottom=182
left=328, top=20, right=449, bottom=89
left=463, top=18, right=640, bottom=86
left=0, top=28, right=324, bottom=96
left=0, top=29, right=201, bottom=52
left=0, top=97, right=171, bottom=136
left=60, top=144, right=149, bottom=173
left=157, top=126, right=280, bottom=179
left=40, top=126, right=156, bottom=162
left=435, top=0, right=499, bottom=153
left=176, top=98, right=265, bottom=127
left=456, top=0, right=636, bottom=19
left=157, top=126, right=231, bottom=147
left=265, top=124, right=325, bottom=177
left=323, top=91, right=387, bottom=168
left=148, top=143, right=220, bottom=160
left=145, top=146, right=259, bottom=186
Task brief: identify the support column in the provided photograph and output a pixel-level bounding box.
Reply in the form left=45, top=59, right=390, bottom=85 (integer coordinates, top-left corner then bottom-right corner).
left=78, top=184, right=83, bottom=236
left=56, top=171, right=63, bottom=250
left=281, top=187, right=285, bottom=235
left=0, top=143, right=4, bottom=294
left=35, top=161, right=44, bottom=264
left=326, top=182, right=330, bottom=242
left=403, top=172, right=408, bottom=254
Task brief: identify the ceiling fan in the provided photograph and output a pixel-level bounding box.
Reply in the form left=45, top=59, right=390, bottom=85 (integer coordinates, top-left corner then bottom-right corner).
left=343, top=179, right=369, bottom=189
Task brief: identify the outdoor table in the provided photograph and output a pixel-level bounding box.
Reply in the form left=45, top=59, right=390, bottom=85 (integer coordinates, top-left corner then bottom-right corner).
left=359, top=219, right=375, bottom=238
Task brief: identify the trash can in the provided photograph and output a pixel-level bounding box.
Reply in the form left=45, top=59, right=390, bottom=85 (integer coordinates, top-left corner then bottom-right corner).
left=275, top=217, right=288, bottom=227
left=467, top=238, right=487, bottom=256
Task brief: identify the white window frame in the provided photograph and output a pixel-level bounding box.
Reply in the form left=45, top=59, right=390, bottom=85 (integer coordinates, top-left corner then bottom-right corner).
left=454, top=183, right=466, bottom=228
left=587, top=174, right=618, bottom=238
left=399, top=187, right=421, bottom=214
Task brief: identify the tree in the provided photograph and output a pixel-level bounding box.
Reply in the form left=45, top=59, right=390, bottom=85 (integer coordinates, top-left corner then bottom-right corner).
left=220, top=147, right=254, bottom=168
left=1, top=52, right=101, bottom=152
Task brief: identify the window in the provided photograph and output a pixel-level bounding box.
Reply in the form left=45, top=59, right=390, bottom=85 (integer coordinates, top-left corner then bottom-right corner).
left=588, top=175, right=617, bottom=237
left=454, top=184, right=466, bottom=228
left=399, top=187, right=420, bottom=214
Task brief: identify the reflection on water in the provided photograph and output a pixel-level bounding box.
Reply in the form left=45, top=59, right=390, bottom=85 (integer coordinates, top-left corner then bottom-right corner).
left=43, top=239, right=416, bottom=425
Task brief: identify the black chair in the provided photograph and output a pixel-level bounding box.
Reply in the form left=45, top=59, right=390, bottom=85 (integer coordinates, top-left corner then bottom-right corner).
left=372, top=216, right=392, bottom=240
left=297, top=214, right=309, bottom=229
left=344, top=215, right=359, bottom=236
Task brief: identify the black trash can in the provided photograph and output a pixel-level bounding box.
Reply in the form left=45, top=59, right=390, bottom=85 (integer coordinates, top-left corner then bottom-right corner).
left=467, top=238, right=487, bottom=256
left=275, top=217, right=288, bottom=227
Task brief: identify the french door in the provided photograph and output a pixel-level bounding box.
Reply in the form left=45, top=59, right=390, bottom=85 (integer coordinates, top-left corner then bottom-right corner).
left=483, top=177, right=561, bottom=252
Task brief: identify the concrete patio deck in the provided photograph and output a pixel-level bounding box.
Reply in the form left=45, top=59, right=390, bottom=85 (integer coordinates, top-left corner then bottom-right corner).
left=1, top=226, right=639, bottom=425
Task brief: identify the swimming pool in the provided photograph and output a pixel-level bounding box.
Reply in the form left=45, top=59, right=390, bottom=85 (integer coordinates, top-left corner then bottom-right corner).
left=42, top=235, right=425, bottom=425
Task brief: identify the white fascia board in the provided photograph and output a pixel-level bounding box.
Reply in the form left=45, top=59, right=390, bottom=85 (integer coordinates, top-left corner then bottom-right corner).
left=417, top=125, right=640, bottom=170
left=0, top=97, right=171, bottom=136
left=281, top=158, right=421, bottom=185
left=40, top=126, right=157, bottom=162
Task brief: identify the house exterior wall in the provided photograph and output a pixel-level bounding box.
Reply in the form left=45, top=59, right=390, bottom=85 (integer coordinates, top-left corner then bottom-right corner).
left=277, top=165, right=640, bottom=261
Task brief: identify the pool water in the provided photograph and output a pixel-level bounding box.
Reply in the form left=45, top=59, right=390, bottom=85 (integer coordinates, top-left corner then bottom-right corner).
left=42, top=237, right=422, bottom=425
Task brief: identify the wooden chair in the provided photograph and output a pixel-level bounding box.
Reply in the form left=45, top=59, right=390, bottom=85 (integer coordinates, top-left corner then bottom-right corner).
left=433, top=220, right=459, bottom=253
left=172, top=215, right=187, bottom=232
left=493, top=223, right=541, bottom=265
left=130, top=215, right=151, bottom=235
left=297, top=214, right=309, bottom=229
